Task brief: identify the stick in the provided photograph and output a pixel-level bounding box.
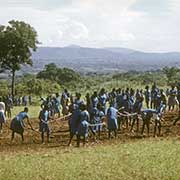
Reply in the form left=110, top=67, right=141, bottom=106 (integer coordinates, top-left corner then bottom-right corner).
left=27, top=127, right=41, bottom=134
left=53, top=114, right=72, bottom=122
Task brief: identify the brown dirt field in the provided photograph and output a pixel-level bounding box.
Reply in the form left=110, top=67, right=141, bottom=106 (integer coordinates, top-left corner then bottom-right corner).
left=0, top=111, right=180, bottom=154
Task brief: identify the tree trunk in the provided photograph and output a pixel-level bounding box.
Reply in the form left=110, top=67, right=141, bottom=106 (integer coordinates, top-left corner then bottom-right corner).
left=11, top=70, right=15, bottom=99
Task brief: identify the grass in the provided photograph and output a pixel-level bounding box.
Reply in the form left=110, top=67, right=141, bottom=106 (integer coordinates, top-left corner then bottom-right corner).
left=0, top=139, right=180, bottom=180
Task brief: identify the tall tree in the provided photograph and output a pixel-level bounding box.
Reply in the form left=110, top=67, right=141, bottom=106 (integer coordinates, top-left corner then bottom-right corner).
left=0, top=20, right=38, bottom=98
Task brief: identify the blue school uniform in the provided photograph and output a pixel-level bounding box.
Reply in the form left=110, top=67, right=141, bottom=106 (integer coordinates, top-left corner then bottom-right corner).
left=10, top=112, right=29, bottom=134
left=68, top=108, right=81, bottom=135
left=39, top=110, right=50, bottom=133
left=99, top=94, right=107, bottom=114
left=142, top=103, right=165, bottom=120
left=0, top=111, right=6, bottom=123
left=92, top=97, right=99, bottom=108
left=77, top=110, right=90, bottom=137
left=99, top=94, right=107, bottom=106
left=74, top=99, right=84, bottom=109
left=107, top=107, right=118, bottom=130
left=91, top=107, right=104, bottom=132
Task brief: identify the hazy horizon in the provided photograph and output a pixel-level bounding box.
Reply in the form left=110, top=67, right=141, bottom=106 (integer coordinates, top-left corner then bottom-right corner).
left=0, top=0, right=179, bottom=53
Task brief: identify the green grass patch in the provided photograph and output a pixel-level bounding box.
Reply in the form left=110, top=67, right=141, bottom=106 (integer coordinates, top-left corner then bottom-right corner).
left=0, top=139, right=180, bottom=180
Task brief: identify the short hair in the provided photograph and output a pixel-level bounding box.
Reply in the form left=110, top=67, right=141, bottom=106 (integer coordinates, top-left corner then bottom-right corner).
left=24, top=107, right=29, bottom=112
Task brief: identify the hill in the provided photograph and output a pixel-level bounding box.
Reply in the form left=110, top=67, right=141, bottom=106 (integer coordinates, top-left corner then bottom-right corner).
left=29, top=46, right=180, bottom=74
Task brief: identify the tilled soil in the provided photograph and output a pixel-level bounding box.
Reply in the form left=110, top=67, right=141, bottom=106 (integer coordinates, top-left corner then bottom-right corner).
left=0, top=111, right=180, bottom=154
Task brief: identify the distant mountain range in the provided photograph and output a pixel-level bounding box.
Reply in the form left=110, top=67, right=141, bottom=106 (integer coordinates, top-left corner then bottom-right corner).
left=26, top=45, right=180, bottom=74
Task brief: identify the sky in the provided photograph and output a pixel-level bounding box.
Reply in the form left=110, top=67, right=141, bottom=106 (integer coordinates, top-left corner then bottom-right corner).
left=0, top=0, right=179, bottom=52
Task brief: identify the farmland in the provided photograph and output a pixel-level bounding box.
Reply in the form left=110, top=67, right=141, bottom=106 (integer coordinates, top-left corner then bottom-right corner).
left=0, top=110, right=180, bottom=180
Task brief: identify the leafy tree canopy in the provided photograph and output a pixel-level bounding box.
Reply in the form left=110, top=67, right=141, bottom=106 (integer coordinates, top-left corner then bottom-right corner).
left=0, top=20, right=38, bottom=97
left=37, top=63, right=81, bottom=85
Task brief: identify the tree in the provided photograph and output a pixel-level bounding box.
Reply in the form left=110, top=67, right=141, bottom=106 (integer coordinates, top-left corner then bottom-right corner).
left=37, top=63, right=81, bottom=85
left=162, top=67, right=180, bottom=85
left=0, top=20, right=38, bottom=98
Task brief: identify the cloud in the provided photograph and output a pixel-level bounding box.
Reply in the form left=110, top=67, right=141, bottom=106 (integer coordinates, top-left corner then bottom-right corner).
left=0, top=0, right=179, bottom=52
left=130, top=0, right=172, bottom=15
left=0, top=0, right=73, bottom=10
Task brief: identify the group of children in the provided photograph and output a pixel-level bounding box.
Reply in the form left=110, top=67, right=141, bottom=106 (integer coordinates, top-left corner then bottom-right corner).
left=0, top=83, right=180, bottom=147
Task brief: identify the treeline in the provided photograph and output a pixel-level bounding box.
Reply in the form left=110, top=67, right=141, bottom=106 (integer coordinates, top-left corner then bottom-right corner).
left=0, top=63, right=95, bottom=96
left=0, top=63, right=180, bottom=97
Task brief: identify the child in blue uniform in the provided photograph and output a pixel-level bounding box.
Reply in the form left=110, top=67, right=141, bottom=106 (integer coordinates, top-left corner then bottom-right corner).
left=107, top=104, right=119, bottom=139
left=10, top=107, right=32, bottom=142
left=68, top=104, right=81, bottom=146
left=74, top=93, right=84, bottom=109
left=91, top=104, right=105, bottom=139
left=99, top=88, right=108, bottom=114
left=39, top=105, right=51, bottom=143
left=77, top=104, right=90, bottom=147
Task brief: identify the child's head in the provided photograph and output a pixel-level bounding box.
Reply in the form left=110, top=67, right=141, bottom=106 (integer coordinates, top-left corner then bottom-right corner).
left=24, top=107, right=29, bottom=113
left=80, top=103, right=87, bottom=111
left=44, top=105, right=49, bottom=111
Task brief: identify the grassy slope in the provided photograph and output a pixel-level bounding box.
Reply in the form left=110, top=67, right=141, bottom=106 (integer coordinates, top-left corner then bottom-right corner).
left=0, top=139, right=180, bottom=180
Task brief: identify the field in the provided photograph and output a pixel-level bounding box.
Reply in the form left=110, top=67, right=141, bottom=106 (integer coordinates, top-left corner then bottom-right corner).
left=0, top=107, right=180, bottom=179
left=1, top=139, right=180, bottom=180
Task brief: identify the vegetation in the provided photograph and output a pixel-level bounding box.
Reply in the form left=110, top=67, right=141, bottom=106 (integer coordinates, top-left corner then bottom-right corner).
left=0, top=20, right=38, bottom=98
left=1, top=65, right=180, bottom=99
left=0, top=139, right=180, bottom=180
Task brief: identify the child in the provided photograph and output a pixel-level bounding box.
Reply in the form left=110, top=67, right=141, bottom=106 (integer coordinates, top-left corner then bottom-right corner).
left=77, top=104, right=90, bottom=147
left=68, top=104, right=80, bottom=146
left=10, top=107, right=33, bottom=142
left=39, top=105, right=51, bottom=143
left=107, top=103, right=119, bottom=139
left=91, top=103, right=105, bottom=139
left=0, top=102, right=6, bottom=134
left=54, top=93, right=61, bottom=118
